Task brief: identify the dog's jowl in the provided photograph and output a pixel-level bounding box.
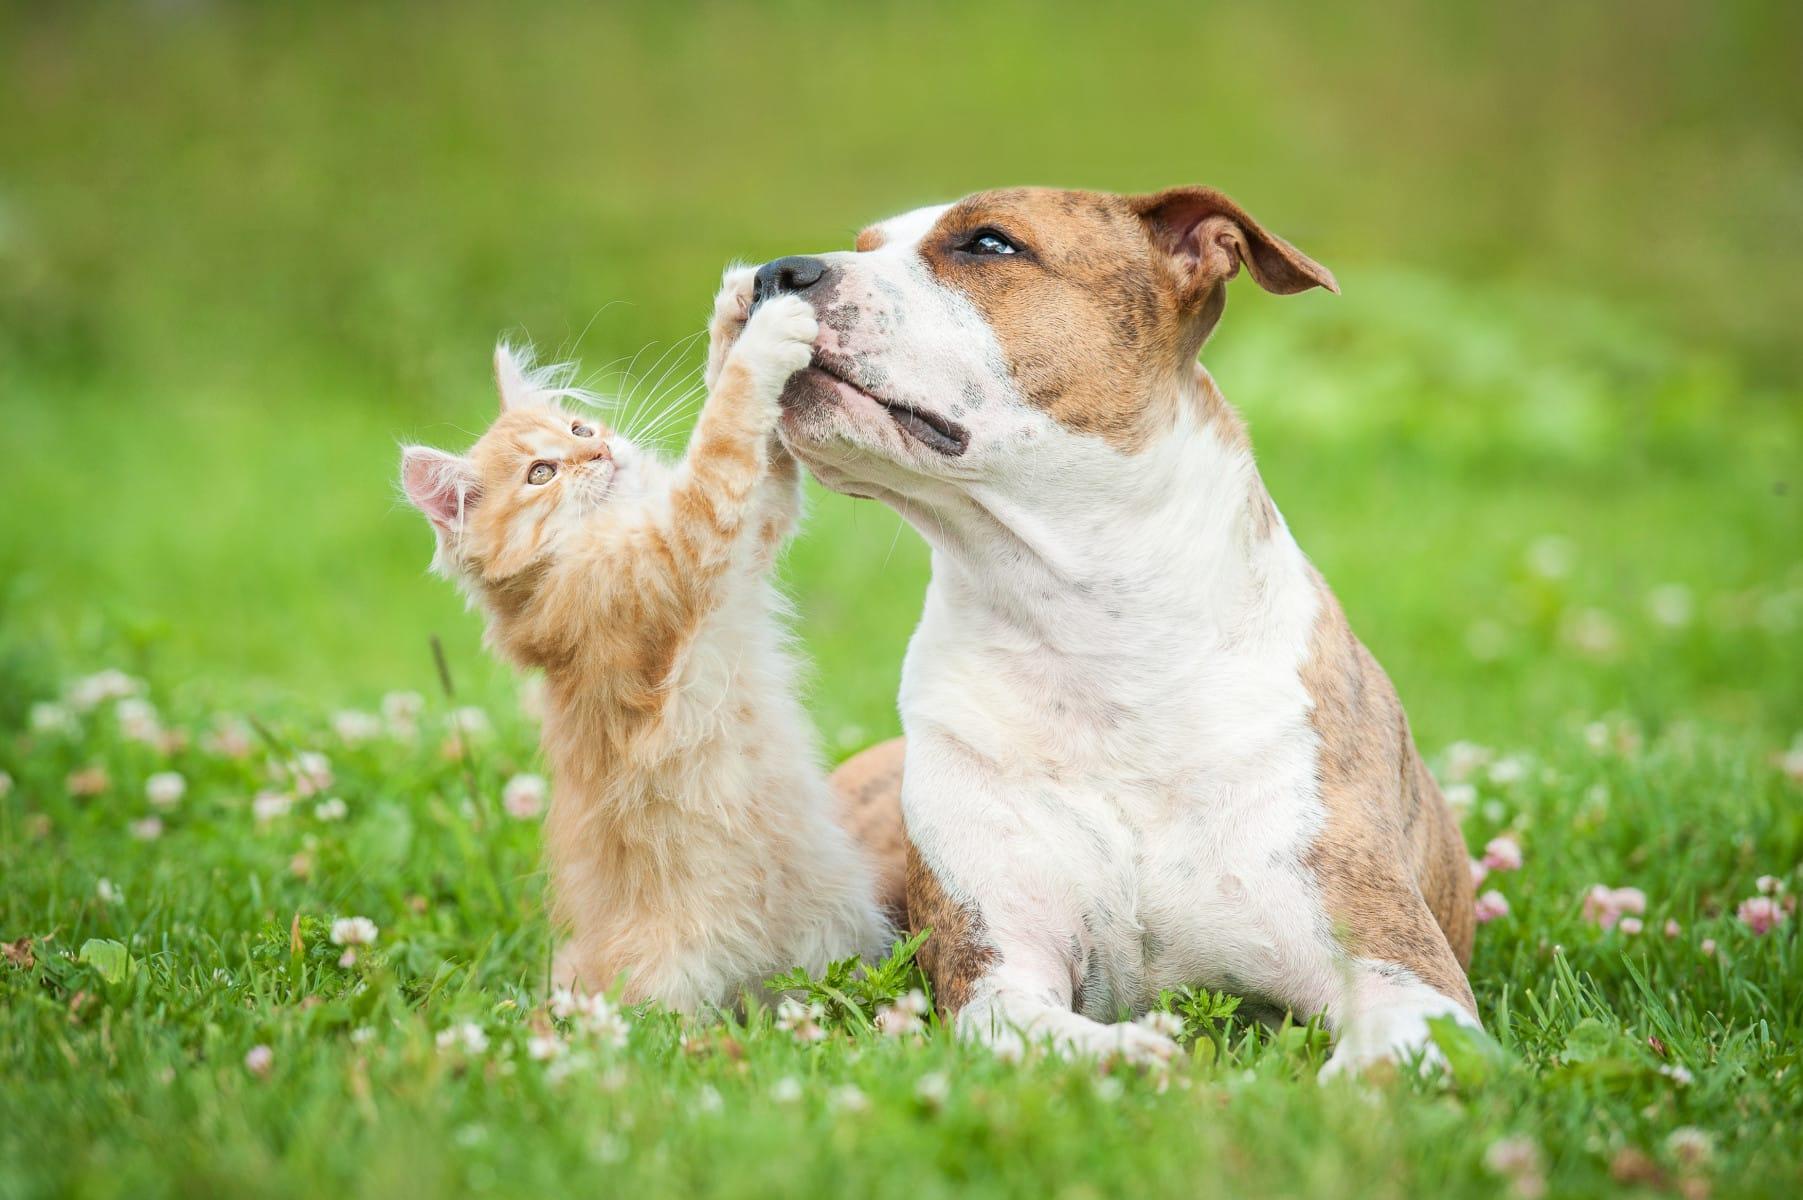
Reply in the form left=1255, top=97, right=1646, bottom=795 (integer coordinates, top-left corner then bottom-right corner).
left=803, top=186, right=1478, bottom=1075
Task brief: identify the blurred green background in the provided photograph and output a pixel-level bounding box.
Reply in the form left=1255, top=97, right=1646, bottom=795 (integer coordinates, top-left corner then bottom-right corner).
left=2, top=0, right=1798, bottom=750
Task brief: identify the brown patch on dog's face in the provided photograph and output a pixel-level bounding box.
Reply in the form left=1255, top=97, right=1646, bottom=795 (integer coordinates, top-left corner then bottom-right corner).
left=914, top=189, right=1185, bottom=451
left=853, top=227, right=886, bottom=253
left=895, top=187, right=1335, bottom=453
left=904, top=842, right=999, bottom=1016
left=1299, top=572, right=1477, bottom=1011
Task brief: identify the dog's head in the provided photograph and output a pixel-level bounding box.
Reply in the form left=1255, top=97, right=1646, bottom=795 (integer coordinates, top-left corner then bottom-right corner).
left=766, top=187, right=1335, bottom=502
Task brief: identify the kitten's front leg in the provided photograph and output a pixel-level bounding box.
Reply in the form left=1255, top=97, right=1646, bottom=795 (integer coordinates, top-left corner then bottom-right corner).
left=706, top=267, right=807, bottom=556
left=703, top=265, right=758, bottom=394
left=674, top=293, right=817, bottom=556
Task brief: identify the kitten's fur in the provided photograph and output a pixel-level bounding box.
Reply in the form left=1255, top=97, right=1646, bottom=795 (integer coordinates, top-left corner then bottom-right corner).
left=400, top=278, right=893, bottom=1011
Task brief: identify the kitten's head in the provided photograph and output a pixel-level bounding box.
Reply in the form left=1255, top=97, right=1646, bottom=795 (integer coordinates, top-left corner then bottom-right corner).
left=401, top=346, right=653, bottom=583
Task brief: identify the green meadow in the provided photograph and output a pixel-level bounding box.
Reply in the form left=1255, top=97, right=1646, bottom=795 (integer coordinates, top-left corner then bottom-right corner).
left=2, top=2, right=1799, bottom=1196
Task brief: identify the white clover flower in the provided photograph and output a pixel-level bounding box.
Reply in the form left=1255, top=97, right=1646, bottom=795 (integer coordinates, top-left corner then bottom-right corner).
left=287, top=751, right=333, bottom=797
left=145, top=771, right=186, bottom=810
left=1442, top=783, right=1476, bottom=817
left=826, top=1084, right=868, bottom=1114
left=1665, top=1126, right=1712, bottom=1165
left=1486, top=756, right=1527, bottom=786
left=914, top=1071, right=951, bottom=1107
left=578, top=994, right=631, bottom=1049
left=65, top=669, right=144, bottom=711
left=330, top=916, right=379, bottom=947
left=1563, top=608, right=1620, bottom=658
left=1658, top=1063, right=1694, bottom=1086
left=30, top=701, right=77, bottom=736
left=350, top=1026, right=377, bottom=1046
left=252, top=791, right=293, bottom=822
left=381, top=690, right=425, bottom=725
left=502, top=774, right=548, bottom=820
left=1094, top=1076, right=1125, bottom=1103
left=1440, top=741, right=1491, bottom=783
left=1645, top=584, right=1694, bottom=629
left=115, top=698, right=162, bottom=744
left=1484, top=1135, right=1544, bottom=1180
left=313, top=797, right=348, bottom=822
left=527, top=1034, right=563, bottom=1062
left=129, top=816, right=164, bottom=841
left=450, top=707, right=491, bottom=738
left=1524, top=535, right=1574, bottom=580
left=770, top=1076, right=804, bottom=1103
left=96, top=877, right=123, bottom=904
left=549, top=987, right=581, bottom=1021
left=436, top=1022, right=488, bottom=1054
left=1136, top=1010, right=1186, bottom=1040
left=200, top=717, right=255, bottom=759
left=876, top=1006, right=923, bottom=1038
left=244, top=1044, right=274, bottom=1077
left=693, top=1085, right=724, bottom=1115
left=1756, top=874, right=1782, bottom=895
left=775, top=996, right=828, bottom=1043
left=1474, top=890, right=1510, bottom=923
left=331, top=710, right=382, bottom=745
left=0, top=770, right=13, bottom=799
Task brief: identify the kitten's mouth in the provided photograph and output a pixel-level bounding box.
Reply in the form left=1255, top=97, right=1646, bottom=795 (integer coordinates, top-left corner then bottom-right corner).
left=580, top=459, right=617, bottom=503
left=806, top=352, right=969, bottom=457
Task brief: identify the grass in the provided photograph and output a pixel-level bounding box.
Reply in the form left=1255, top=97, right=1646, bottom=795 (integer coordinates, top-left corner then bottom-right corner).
left=2, top=1, right=1801, bottom=1197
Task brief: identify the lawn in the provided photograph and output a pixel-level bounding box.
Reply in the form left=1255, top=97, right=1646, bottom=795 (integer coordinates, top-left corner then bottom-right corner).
left=2, top=2, right=1800, bottom=1197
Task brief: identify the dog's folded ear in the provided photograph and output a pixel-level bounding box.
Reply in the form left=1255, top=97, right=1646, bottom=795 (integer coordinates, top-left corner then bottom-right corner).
left=1130, top=187, right=1338, bottom=301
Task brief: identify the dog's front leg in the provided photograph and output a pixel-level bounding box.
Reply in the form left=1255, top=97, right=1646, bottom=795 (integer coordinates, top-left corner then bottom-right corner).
left=902, top=736, right=1178, bottom=1067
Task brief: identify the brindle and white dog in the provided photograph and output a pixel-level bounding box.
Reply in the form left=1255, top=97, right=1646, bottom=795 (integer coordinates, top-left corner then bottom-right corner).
left=751, top=186, right=1477, bottom=1076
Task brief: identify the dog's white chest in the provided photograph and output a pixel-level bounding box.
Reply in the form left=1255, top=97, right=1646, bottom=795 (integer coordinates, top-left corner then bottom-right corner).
left=904, top=623, right=1333, bottom=1020
left=1057, top=767, right=1328, bottom=1017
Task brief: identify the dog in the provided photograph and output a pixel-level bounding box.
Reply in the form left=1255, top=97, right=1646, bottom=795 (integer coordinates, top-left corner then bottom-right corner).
left=764, top=186, right=1478, bottom=1076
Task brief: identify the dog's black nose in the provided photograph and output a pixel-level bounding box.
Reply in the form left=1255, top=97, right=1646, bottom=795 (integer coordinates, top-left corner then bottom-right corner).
left=752, top=255, right=828, bottom=308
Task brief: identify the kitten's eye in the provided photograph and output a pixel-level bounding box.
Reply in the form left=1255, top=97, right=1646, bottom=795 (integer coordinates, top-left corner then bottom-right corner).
left=571, top=421, right=596, bottom=437
left=526, top=461, right=557, bottom=485
left=959, top=228, right=1020, bottom=257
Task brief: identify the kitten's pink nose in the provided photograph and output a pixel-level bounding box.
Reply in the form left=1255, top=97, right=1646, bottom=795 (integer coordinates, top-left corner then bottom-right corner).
left=587, top=444, right=613, bottom=464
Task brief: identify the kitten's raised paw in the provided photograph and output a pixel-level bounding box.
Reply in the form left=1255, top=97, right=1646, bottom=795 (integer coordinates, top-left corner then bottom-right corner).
left=711, top=265, right=757, bottom=329
left=732, top=293, right=818, bottom=393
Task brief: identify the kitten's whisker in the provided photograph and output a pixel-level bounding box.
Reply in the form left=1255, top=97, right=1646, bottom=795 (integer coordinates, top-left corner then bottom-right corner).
left=617, top=332, right=704, bottom=440
left=632, top=382, right=706, bottom=441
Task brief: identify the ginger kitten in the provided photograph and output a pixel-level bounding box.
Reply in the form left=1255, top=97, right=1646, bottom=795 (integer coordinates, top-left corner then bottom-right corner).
left=400, top=281, right=893, bottom=1012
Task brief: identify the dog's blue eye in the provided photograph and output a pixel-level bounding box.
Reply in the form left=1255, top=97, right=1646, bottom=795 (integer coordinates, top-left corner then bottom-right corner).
left=962, top=230, right=1019, bottom=256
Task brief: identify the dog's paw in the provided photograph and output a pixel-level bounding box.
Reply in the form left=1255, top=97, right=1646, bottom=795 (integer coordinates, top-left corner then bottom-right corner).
left=1318, top=1009, right=1453, bottom=1083
left=731, top=293, right=817, bottom=393
left=1097, top=1020, right=1182, bottom=1068
left=970, top=1006, right=1179, bottom=1069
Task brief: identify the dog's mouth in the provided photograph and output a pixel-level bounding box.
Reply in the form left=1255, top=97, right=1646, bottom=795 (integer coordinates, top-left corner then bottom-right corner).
left=807, top=353, right=969, bottom=457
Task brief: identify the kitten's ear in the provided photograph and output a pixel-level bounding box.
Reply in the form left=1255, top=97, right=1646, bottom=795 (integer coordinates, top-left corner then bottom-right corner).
left=493, top=343, right=539, bottom=411
left=400, top=445, right=477, bottom=532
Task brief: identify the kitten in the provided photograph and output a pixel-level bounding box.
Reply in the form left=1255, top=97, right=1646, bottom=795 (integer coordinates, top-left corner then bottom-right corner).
left=400, top=280, right=895, bottom=1012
